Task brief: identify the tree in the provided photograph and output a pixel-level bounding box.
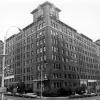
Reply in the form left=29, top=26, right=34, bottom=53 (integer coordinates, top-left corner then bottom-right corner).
left=8, top=85, right=15, bottom=92
left=17, top=82, right=25, bottom=94
left=75, top=84, right=87, bottom=94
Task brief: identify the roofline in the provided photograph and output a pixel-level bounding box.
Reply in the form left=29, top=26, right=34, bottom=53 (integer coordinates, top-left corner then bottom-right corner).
left=31, top=1, right=61, bottom=14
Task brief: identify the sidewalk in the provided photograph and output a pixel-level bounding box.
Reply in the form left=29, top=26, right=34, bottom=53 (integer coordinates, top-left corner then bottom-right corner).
left=40, top=96, right=69, bottom=100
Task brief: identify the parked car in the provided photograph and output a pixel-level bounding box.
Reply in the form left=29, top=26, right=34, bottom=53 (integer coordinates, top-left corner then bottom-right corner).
left=69, top=93, right=80, bottom=98
left=7, top=92, right=12, bottom=95
left=5, top=92, right=12, bottom=95
left=90, top=93, right=96, bottom=96
left=15, top=93, right=21, bottom=96
left=22, top=93, right=37, bottom=98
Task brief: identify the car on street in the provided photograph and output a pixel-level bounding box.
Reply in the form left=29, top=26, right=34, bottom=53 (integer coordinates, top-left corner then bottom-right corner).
left=22, top=93, right=37, bottom=98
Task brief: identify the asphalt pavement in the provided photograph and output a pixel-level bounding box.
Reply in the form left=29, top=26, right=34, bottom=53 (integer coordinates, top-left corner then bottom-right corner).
left=1, top=95, right=100, bottom=100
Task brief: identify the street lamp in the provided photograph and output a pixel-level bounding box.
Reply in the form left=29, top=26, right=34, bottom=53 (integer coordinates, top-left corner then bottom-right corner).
left=1, top=26, right=22, bottom=100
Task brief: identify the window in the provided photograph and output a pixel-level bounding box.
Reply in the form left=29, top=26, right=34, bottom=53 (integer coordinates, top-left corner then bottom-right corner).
left=31, top=59, right=34, bottom=63
left=31, top=43, right=34, bottom=48
left=42, top=30, right=45, bottom=36
left=54, top=55, right=57, bottom=60
left=31, top=35, right=34, bottom=42
left=64, top=65, right=66, bottom=70
left=27, top=45, right=30, bottom=50
left=37, top=65, right=40, bottom=71
left=23, top=61, right=25, bottom=66
left=43, top=46, right=46, bottom=52
left=40, top=32, right=42, bottom=35
left=52, top=46, right=57, bottom=52
left=40, top=48, right=43, bottom=53
left=37, top=33, right=39, bottom=38
left=40, top=40, right=43, bottom=45
left=40, top=56, right=43, bottom=61
left=52, top=54, right=54, bottom=60
left=44, top=74, right=47, bottom=79
left=62, top=57, right=64, bottom=62
left=52, top=46, right=53, bottom=51
left=54, top=47, right=56, bottom=52
left=27, top=37, right=30, bottom=43
left=44, top=55, right=46, bottom=60
left=37, top=41, right=39, bottom=46
left=43, top=39, right=45, bottom=43
left=66, top=51, right=68, bottom=56
left=60, top=34, right=63, bottom=39
left=62, top=49, right=64, bottom=54
left=31, top=29, right=34, bottom=32
left=37, top=57, right=40, bottom=62
left=27, top=52, right=30, bottom=58
left=69, top=38, right=73, bottom=43
left=51, top=30, right=53, bottom=35
left=31, top=51, right=34, bottom=55
left=27, top=59, right=30, bottom=64
left=64, top=74, right=67, bottom=78
left=51, top=30, right=56, bottom=36
left=37, top=49, right=39, bottom=54
left=39, top=24, right=42, bottom=29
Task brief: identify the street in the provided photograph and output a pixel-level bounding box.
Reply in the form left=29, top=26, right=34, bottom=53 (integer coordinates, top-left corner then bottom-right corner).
left=1, top=95, right=100, bottom=100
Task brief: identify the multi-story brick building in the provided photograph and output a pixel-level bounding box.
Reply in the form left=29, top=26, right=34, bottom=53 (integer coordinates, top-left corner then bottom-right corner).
left=4, top=1, right=100, bottom=93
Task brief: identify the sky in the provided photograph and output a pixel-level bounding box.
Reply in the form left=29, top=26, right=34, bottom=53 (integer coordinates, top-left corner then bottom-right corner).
left=0, top=0, right=100, bottom=42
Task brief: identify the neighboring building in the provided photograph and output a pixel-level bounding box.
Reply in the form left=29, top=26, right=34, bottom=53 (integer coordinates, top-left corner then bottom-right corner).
left=4, top=35, right=16, bottom=87
left=4, top=1, right=100, bottom=93
left=0, top=40, right=4, bottom=86
left=95, top=40, right=100, bottom=91
left=0, top=40, right=3, bottom=55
